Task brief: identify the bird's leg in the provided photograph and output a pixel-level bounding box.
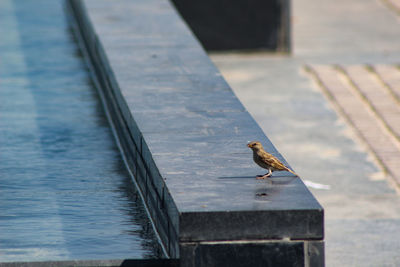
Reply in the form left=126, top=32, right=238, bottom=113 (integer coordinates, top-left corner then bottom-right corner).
left=256, top=169, right=272, bottom=179
left=265, top=169, right=273, bottom=177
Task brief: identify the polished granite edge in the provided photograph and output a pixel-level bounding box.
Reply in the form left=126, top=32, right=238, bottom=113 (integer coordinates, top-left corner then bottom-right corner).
left=180, top=240, right=324, bottom=267
left=67, top=0, right=324, bottom=264
left=179, top=209, right=323, bottom=242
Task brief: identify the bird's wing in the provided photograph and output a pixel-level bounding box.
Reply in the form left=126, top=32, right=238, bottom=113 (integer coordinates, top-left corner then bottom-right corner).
left=259, top=151, right=288, bottom=171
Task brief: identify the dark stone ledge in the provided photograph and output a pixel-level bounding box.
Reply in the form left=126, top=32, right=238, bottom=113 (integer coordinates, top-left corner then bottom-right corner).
left=67, top=0, right=323, bottom=265
left=170, top=0, right=291, bottom=52
left=180, top=240, right=324, bottom=267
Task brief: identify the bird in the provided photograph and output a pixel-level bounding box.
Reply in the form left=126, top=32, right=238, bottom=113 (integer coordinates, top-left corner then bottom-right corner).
left=247, top=141, right=298, bottom=179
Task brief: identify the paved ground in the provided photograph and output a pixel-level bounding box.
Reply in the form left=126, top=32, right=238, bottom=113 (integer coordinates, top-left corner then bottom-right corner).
left=308, top=64, right=400, bottom=185
left=210, top=0, right=400, bottom=266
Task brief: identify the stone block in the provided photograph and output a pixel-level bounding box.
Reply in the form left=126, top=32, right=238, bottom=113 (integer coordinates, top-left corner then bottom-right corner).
left=170, top=0, right=291, bottom=51
left=68, top=0, right=323, bottom=265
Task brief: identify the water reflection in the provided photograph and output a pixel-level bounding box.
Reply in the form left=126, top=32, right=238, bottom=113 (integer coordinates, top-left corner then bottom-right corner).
left=0, top=0, right=160, bottom=261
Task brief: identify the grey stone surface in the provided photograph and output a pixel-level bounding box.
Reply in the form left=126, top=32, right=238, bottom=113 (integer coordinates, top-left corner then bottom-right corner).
left=68, top=0, right=324, bottom=264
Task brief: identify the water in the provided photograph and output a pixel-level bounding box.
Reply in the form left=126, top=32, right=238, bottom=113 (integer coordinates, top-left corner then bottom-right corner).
left=0, top=0, right=161, bottom=261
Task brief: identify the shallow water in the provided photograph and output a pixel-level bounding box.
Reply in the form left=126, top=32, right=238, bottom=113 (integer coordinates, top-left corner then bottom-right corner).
left=0, top=0, right=160, bottom=261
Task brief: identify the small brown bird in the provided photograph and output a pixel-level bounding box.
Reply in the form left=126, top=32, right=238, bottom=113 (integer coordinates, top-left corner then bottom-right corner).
left=247, top=141, right=298, bottom=179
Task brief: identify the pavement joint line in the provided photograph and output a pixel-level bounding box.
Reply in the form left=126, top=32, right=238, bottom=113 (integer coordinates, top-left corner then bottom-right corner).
left=334, top=65, right=394, bottom=144
left=370, top=64, right=400, bottom=104
left=339, top=64, right=400, bottom=152
left=304, top=64, right=390, bottom=173
left=338, top=65, right=400, bottom=143
left=305, top=64, right=400, bottom=188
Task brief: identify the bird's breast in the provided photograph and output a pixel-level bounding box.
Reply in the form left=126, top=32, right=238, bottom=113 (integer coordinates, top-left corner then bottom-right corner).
left=253, top=151, right=270, bottom=169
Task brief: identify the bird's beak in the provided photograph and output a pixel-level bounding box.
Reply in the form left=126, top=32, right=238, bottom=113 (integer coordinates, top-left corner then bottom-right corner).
left=247, top=144, right=251, bottom=148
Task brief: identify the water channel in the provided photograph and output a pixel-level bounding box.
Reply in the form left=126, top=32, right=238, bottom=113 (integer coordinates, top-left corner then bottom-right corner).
left=0, top=0, right=161, bottom=262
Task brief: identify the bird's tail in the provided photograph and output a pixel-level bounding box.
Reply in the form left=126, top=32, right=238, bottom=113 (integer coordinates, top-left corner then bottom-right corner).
left=286, top=167, right=298, bottom=177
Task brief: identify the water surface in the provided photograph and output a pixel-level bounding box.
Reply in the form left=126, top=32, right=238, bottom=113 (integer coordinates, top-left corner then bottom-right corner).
left=0, top=0, right=160, bottom=261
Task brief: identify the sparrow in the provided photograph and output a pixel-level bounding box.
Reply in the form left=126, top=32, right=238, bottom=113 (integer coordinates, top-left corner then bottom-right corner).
left=247, top=141, right=298, bottom=179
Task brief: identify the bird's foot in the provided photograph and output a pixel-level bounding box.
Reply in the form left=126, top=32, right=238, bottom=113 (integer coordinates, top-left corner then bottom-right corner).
left=256, top=173, right=272, bottom=180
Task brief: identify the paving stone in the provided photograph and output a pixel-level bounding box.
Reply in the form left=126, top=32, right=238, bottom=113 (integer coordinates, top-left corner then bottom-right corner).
left=309, top=64, right=400, bottom=186
left=373, top=64, right=400, bottom=101
left=343, top=65, right=400, bottom=139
